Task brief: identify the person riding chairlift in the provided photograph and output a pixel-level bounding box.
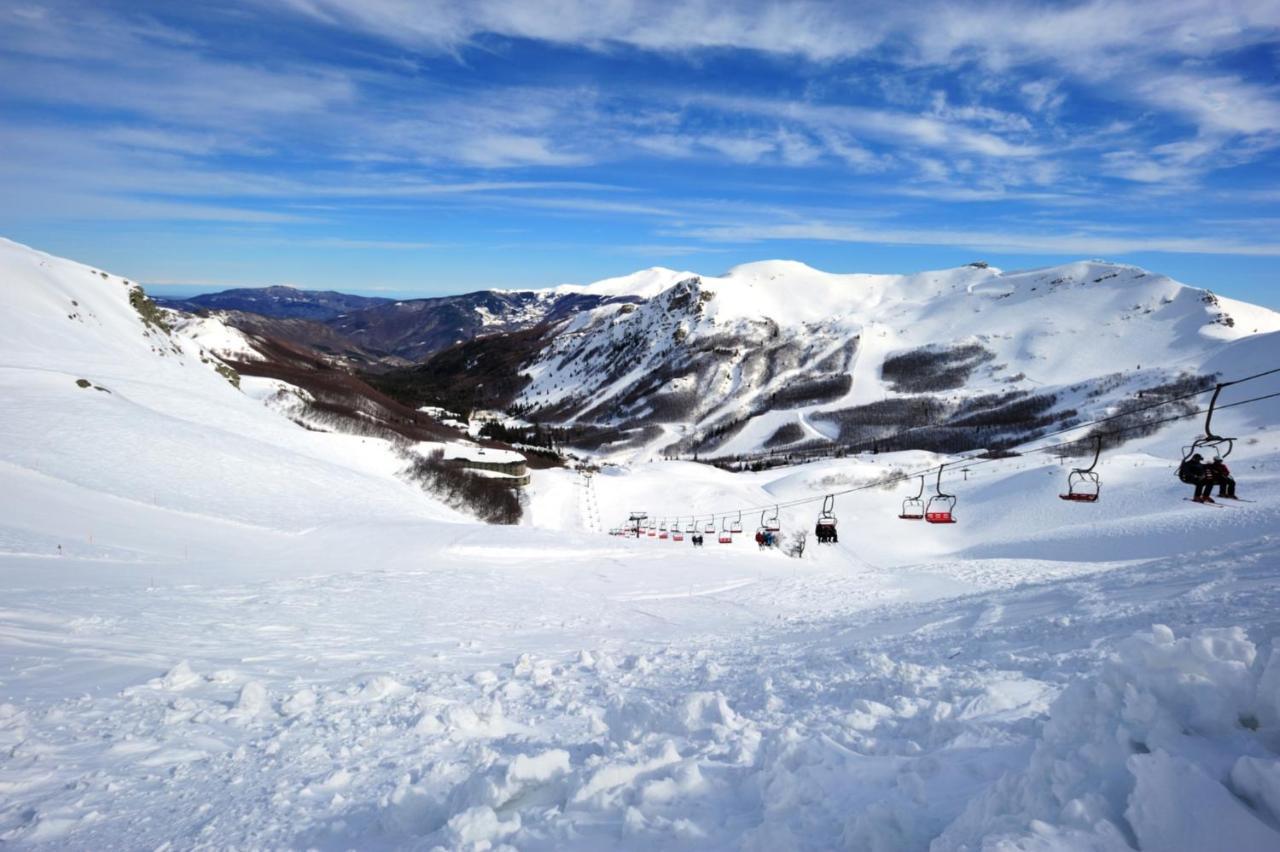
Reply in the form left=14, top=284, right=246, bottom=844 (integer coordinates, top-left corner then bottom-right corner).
left=1178, top=453, right=1216, bottom=503
left=814, top=521, right=838, bottom=544
left=1207, top=456, right=1238, bottom=499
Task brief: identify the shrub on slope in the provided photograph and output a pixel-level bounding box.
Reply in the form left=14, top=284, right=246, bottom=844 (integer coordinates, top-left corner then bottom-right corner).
left=404, top=450, right=523, bottom=525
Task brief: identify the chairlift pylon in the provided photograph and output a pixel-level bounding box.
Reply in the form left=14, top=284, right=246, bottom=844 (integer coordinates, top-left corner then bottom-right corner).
left=1060, top=435, right=1102, bottom=502
left=626, top=510, right=647, bottom=537
left=925, top=464, right=957, bottom=524
left=898, top=475, right=925, bottom=520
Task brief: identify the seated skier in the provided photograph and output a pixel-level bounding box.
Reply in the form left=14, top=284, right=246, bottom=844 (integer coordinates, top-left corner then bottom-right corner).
left=1178, top=453, right=1215, bottom=503
left=1207, top=457, right=1237, bottom=499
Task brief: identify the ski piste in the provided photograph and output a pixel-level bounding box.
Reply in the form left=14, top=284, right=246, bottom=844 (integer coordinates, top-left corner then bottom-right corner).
left=1, top=237, right=1278, bottom=850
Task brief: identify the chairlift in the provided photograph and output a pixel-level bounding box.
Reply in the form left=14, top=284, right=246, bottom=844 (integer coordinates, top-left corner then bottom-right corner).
left=815, top=494, right=838, bottom=544
left=1180, top=382, right=1235, bottom=469
left=898, top=475, right=925, bottom=520
left=647, top=519, right=658, bottom=538
left=1060, top=435, right=1102, bottom=502
left=672, top=520, right=685, bottom=542
left=718, top=517, right=734, bottom=544
left=702, top=517, right=716, bottom=535
left=729, top=510, right=743, bottom=535
left=684, top=518, right=696, bottom=534
left=925, top=464, right=957, bottom=524
left=764, top=505, right=781, bottom=533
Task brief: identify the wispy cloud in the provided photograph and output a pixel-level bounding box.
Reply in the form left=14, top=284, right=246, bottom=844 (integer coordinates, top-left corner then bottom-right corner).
left=302, top=238, right=439, bottom=250
left=680, top=219, right=1280, bottom=257
left=1, top=0, right=1277, bottom=294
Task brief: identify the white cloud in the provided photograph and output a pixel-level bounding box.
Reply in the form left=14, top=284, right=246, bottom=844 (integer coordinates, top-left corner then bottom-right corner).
left=272, top=0, right=892, bottom=61
left=267, top=0, right=1280, bottom=174
left=1, top=0, right=1275, bottom=261
left=1019, top=80, right=1065, bottom=114
left=699, top=134, right=777, bottom=163
left=680, top=219, right=1280, bottom=257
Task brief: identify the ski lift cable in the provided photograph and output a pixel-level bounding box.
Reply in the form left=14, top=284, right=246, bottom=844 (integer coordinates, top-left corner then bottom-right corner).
left=675, top=368, right=1280, bottom=523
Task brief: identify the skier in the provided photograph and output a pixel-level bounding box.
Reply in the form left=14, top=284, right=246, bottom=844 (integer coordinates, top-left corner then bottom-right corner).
left=1178, top=453, right=1215, bottom=503
left=1207, top=457, right=1237, bottom=499
left=692, top=532, right=703, bottom=547
left=755, top=530, right=766, bottom=549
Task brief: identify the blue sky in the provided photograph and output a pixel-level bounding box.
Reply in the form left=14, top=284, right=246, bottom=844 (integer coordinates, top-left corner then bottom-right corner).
left=2, top=1, right=1279, bottom=307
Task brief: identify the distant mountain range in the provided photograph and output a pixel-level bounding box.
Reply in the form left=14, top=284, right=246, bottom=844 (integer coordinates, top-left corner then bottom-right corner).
left=157, top=286, right=629, bottom=365
left=154, top=260, right=1280, bottom=463
left=157, top=286, right=393, bottom=321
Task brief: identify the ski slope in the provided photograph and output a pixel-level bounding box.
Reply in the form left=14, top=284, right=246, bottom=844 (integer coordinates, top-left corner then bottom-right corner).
left=2, top=238, right=1280, bottom=850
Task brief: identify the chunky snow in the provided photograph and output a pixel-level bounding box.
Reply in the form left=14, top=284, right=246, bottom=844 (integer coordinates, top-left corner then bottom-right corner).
left=2, top=237, right=1279, bottom=850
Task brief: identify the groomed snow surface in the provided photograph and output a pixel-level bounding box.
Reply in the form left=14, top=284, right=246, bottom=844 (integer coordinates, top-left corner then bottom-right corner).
left=2, top=236, right=1280, bottom=850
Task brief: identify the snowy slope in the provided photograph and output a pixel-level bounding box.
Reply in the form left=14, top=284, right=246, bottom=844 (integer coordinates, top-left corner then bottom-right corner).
left=518, top=259, right=1280, bottom=461
left=0, top=237, right=459, bottom=544
left=1, top=238, right=1279, bottom=850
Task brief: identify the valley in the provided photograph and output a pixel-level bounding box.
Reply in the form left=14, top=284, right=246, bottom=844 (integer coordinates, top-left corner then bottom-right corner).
left=2, top=237, right=1279, bottom=850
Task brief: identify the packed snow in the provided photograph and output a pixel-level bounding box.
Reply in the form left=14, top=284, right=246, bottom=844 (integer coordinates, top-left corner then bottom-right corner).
left=2, top=237, right=1279, bottom=850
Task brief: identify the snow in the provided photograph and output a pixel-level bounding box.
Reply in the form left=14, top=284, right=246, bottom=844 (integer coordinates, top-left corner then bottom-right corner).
left=1, top=237, right=1279, bottom=849
left=441, top=444, right=527, bottom=466
left=167, top=313, right=264, bottom=362
left=553, top=265, right=698, bottom=300
left=520, top=256, right=1280, bottom=462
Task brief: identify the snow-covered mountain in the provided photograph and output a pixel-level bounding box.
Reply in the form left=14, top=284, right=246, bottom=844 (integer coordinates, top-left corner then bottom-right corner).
left=505, top=259, right=1280, bottom=458
left=4, top=236, right=1280, bottom=850
left=0, top=237, right=462, bottom=533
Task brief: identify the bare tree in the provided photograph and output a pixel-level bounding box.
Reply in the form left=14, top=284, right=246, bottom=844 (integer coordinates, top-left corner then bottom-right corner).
left=786, top=530, right=807, bottom=559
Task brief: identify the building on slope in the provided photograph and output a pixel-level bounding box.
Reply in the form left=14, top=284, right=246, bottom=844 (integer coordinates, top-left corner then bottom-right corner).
left=442, top=445, right=530, bottom=487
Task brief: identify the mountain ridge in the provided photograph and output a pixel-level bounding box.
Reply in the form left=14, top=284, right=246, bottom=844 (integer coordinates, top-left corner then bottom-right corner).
left=27, top=234, right=1276, bottom=465
left=371, top=257, right=1280, bottom=461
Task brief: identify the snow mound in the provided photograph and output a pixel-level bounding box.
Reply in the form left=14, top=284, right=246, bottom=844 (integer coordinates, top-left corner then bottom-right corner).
left=935, top=624, right=1280, bottom=851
